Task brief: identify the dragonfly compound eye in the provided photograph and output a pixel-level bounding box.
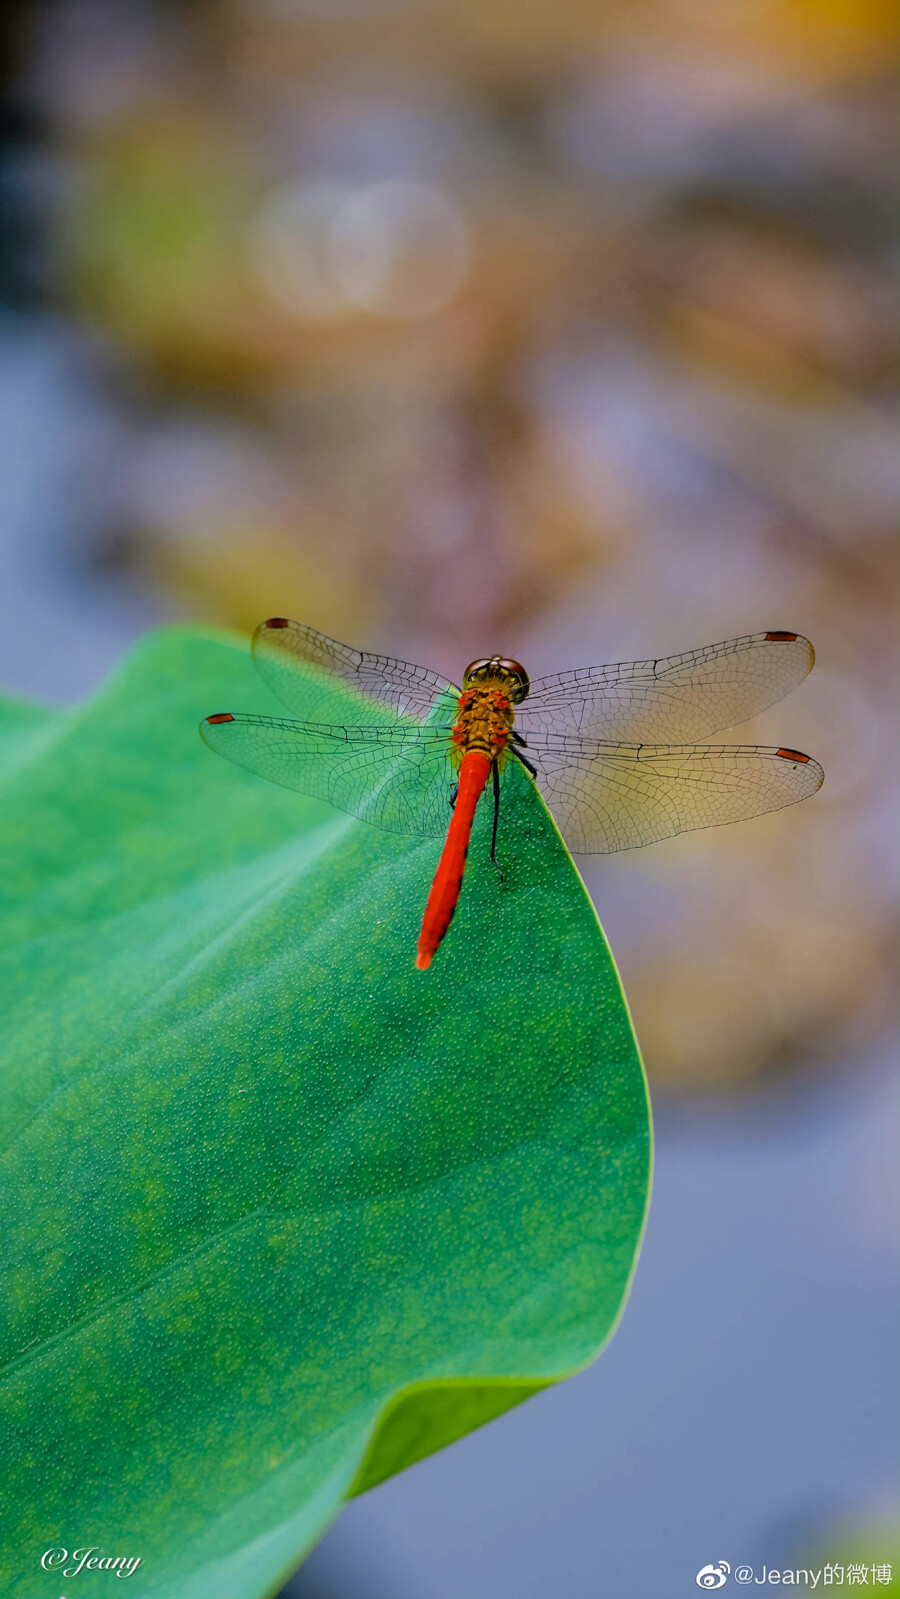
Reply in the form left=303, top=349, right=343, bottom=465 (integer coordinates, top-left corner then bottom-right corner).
left=462, top=657, right=530, bottom=704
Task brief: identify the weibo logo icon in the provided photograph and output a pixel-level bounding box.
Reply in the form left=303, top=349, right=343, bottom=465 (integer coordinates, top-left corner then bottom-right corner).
left=697, top=1563, right=731, bottom=1589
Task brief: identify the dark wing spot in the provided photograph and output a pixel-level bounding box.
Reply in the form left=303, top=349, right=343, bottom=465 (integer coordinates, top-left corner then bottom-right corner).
left=265, top=617, right=290, bottom=629
left=207, top=713, right=235, bottom=724
left=766, top=631, right=798, bottom=642
left=776, top=747, right=810, bottom=762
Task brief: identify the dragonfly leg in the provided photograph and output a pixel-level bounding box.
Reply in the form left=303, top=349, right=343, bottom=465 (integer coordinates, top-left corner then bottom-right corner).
left=513, top=748, right=538, bottom=780
left=490, top=760, right=504, bottom=883
left=448, top=782, right=458, bottom=810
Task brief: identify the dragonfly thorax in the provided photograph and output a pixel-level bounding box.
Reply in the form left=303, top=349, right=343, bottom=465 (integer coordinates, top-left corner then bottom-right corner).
left=456, top=661, right=529, bottom=761
left=453, top=680, right=519, bottom=761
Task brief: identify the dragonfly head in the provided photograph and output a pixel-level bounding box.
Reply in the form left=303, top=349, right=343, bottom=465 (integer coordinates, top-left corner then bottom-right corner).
left=462, top=657, right=530, bottom=704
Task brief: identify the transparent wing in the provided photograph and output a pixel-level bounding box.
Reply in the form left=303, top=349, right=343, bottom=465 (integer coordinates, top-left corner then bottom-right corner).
left=516, top=631, right=815, bottom=742
left=521, top=734, right=824, bottom=854
left=252, top=618, right=460, bottom=726
left=200, top=713, right=457, bottom=839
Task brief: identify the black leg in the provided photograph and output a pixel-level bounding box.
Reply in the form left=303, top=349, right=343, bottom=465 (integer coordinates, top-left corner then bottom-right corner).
left=490, top=760, right=503, bottom=883
left=449, top=783, right=458, bottom=810
left=513, top=749, right=538, bottom=779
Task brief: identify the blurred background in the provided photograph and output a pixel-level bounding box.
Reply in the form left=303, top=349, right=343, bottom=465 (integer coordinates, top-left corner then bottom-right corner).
left=0, top=1, right=896, bottom=1595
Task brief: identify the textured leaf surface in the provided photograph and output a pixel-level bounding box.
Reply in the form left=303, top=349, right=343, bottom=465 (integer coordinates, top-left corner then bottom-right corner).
left=0, top=629, right=650, bottom=1599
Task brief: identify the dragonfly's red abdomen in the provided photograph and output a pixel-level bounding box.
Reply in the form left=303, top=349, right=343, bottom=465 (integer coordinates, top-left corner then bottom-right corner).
left=415, top=750, right=493, bottom=970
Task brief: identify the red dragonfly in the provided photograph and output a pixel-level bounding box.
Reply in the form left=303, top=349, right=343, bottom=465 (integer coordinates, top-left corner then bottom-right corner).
left=201, top=619, right=823, bottom=969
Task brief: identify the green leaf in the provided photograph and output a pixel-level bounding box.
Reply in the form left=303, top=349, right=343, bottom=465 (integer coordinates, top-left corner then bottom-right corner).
left=801, top=1510, right=900, bottom=1591
left=0, top=628, right=650, bottom=1599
